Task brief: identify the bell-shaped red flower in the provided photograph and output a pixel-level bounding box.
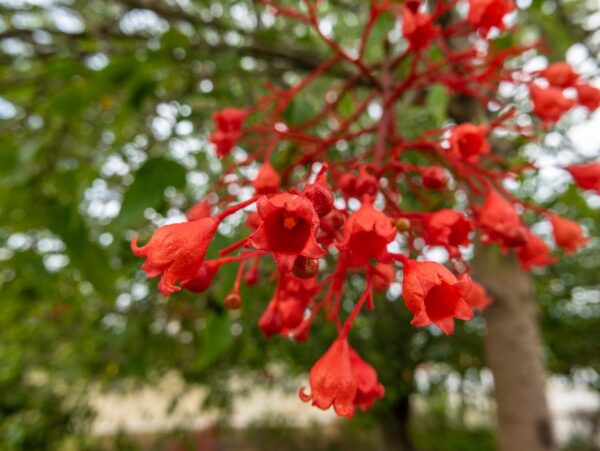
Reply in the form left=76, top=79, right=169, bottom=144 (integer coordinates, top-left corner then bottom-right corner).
left=249, top=193, right=325, bottom=273
left=349, top=347, right=385, bottom=412
left=548, top=214, right=588, bottom=254
left=336, top=202, right=397, bottom=267
left=253, top=161, right=281, bottom=195
left=402, top=260, right=473, bottom=335
left=449, top=123, right=490, bottom=162
left=373, top=263, right=396, bottom=293
left=566, top=163, right=600, bottom=194
left=540, top=62, right=579, bottom=88
left=576, top=83, right=600, bottom=110
left=478, top=190, right=527, bottom=248
left=132, top=217, right=220, bottom=296
left=300, top=337, right=357, bottom=418
left=422, top=166, right=448, bottom=190
left=468, top=0, right=514, bottom=34
left=465, top=281, right=493, bottom=311
left=210, top=107, right=247, bottom=158
left=259, top=298, right=284, bottom=337
left=422, top=209, right=472, bottom=255
left=529, top=84, right=575, bottom=123
left=401, top=6, right=438, bottom=50
left=181, top=262, right=219, bottom=293
left=516, top=231, right=556, bottom=270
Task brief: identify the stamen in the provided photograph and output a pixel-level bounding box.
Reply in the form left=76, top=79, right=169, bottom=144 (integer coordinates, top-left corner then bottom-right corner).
left=283, top=217, right=298, bottom=229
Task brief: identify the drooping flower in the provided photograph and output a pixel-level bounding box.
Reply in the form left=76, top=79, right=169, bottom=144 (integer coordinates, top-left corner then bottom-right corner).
left=210, top=107, right=247, bottom=158
left=465, top=281, right=493, bottom=311
left=422, top=209, right=472, bottom=255
left=477, top=190, right=527, bottom=248
left=349, top=347, right=385, bottom=412
left=565, top=163, right=600, bottom=194
left=529, top=84, right=575, bottom=123
left=336, top=202, right=397, bottom=267
left=449, top=123, right=491, bottom=162
left=372, top=263, right=396, bottom=293
left=421, top=166, right=448, bottom=190
left=181, top=262, right=219, bottom=293
left=249, top=193, right=325, bottom=273
left=467, top=0, right=515, bottom=34
left=401, top=5, right=438, bottom=50
left=253, top=161, right=281, bottom=195
left=516, top=231, right=556, bottom=270
left=258, top=298, right=284, bottom=337
left=548, top=213, right=588, bottom=254
left=132, top=218, right=220, bottom=296
left=576, top=83, right=600, bottom=110
left=300, top=337, right=357, bottom=418
left=540, top=62, right=579, bottom=88
left=402, top=260, right=473, bottom=335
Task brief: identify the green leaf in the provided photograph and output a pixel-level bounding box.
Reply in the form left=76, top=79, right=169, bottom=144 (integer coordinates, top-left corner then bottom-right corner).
left=196, top=312, right=234, bottom=368
left=362, top=12, right=395, bottom=63
left=282, top=97, right=315, bottom=126
left=426, top=84, right=449, bottom=123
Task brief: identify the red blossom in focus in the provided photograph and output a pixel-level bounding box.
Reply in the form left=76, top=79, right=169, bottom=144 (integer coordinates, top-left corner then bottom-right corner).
left=336, top=202, right=397, bottom=267
left=422, top=209, right=472, bottom=256
left=401, top=6, right=438, bottom=50
left=253, top=161, right=281, bottom=195
left=249, top=193, right=325, bottom=272
left=529, top=84, right=575, bottom=124
left=548, top=214, right=588, bottom=254
left=449, top=124, right=491, bottom=162
left=477, top=190, right=527, bottom=248
left=210, top=108, right=247, bottom=157
left=465, top=281, right=493, bottom=311
left=402, top=260, right=473, bottom=335
left=540, top=62, right=579, bottom=88
left=467, top=0, right=515, bottom=34
left=566, top=163, right=600, bottom=194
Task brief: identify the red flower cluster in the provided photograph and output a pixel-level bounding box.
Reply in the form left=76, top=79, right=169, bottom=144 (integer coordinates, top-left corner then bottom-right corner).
left=210, top=108, right=247, bottom=158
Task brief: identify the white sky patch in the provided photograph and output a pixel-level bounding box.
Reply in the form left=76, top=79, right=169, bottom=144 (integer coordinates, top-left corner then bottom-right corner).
left=49, top=6, right=84, bottom=34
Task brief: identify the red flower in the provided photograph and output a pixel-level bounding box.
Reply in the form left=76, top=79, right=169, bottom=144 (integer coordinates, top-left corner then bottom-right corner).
left=540, top=62, right=579, bottom=88
left=210, top=107, right=247, bottom=158
left=300, top=338, right=357, bottom=418
left=336, top=202, right=397, bottom=267
left=181, top=262, right=219, bottom=293
left=477, top=190, right=527, bottom=248
left=548, top=214, right=588, bottom=254
left=402, top=6, right=438, bottom=50
left=529, top=84, right=575, bottom=123
left=467, top=0, right=515, bottom=34
left=402, top=260, right=473, bottom=335
left=304, top=181, right=334, bottom=217
left=422, top=166, right=448, bottom=190
left=422, top=209, right=472, bottom=255
left=132, top=218, right=220, bottom=296
left=465, top=281, right=493, bottom=311
left=249, top=193, right=325, bottom=273
left=372, top=263, right=396, bottom=293
left=449, top=124, right=490, bottom=162
left=576, top=83, right=600, bottom=110
left=516, top=231, right=556, bottom=270
left=253, top=161, right=281, bottom=195
left=258, top=298, right=284, bottom=337
left=349, top=347, right=385, bottom=412
left=186, top=200, right=211, bottom=221
left=566, top=163, right=600, bottom=194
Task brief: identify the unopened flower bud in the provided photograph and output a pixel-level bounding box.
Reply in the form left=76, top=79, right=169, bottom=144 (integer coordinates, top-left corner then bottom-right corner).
left=395, top=218, right=411, bottom=232
left=224, top=292, right=243, bottom=310
left=292, top=256, right=319, bottom=279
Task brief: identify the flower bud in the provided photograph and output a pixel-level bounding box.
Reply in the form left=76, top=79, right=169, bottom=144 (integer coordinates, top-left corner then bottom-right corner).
left=224, top=292, right=243, bottom=310
left=292, top=256, right=320, bottom=279
left=304, top=183, right=334, bottom=217
left=394, top=218, right=411, bottom=232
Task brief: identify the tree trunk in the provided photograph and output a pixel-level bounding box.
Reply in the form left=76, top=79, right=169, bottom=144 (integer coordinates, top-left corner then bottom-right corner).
left=474, top=246, right=556, bottom=451
left=381, top=395, right=415, bottom=451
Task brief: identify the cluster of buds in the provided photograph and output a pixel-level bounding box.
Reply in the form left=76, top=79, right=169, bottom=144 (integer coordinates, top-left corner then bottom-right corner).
left=132, top=0, right=598, bottom=417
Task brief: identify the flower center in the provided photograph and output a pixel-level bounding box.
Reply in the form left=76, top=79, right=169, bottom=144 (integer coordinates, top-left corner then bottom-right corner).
left=283, top=217, right=298, bottom=230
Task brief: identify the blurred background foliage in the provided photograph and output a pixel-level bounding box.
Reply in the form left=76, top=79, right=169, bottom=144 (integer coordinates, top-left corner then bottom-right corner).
left=0, top=0, right=599, bottom=450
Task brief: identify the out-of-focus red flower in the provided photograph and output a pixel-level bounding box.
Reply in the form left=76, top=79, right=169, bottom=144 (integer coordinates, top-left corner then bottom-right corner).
left=401, top=6, right=438, bottom=50
left=529, top=84, right=575, bottom=123
left=477, top=190, right=527, bottom=248
left=300, top=338, right=357, bottom=418
left=132, top=217, right=220, bottom=296
left=422, top=209, right=472, bottom=255
left=349, top=347, right=385, bottom=412
left=540, top=62, right=579, bottom=88
left=258, top=298, right=284, bottom=337
left=516, top=231, right=556, bottom=270
left=449, top=124, right=490, bottom=162
left=186, top=200, right=212, bottom=221
left=210, top=108, right=247, bottom=157
left=422, top=166, right=448, bottom=190
left=402, top=260, right=473, bottom=335
left=249, top=193, right=325, bottom=273
left=576, top=83, right=600, bottom=110
left=253, top=161, right=281, bottom=195
left=336, top=202, right=397, bottom=266
left=566, top=163, right=600, bottom=194
left=181, top=262, right=219, bottom=293
left=372, top=263, right=396, bottom=293
left=467, top=0, right=515, bottom=34
left=465, top=281, right=493, bottom=311
left=548, top=214, right=588, bottom=254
